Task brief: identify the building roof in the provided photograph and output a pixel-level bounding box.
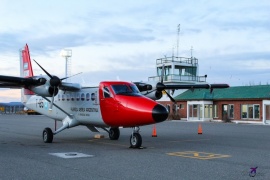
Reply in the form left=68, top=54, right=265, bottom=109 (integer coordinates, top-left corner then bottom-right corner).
left=0, top=102, right=24, bottom=106
left=174, top=85, right=270, bottom=101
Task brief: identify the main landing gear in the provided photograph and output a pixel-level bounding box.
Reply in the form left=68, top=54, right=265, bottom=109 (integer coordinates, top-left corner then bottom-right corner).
left=42, top=125, right=143, bottom=149
left=43, top=127, right=53, bottom=143
left=109, top=127, right=120, bottom=140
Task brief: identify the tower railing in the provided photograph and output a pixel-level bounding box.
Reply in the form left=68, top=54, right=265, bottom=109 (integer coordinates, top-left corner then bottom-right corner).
left=156, top=56, right=198, bottom=65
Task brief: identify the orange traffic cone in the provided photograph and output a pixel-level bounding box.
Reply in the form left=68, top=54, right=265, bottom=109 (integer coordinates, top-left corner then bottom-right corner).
left=152, top=125, right=157, bottom=137
left=198, top=124, right=203, bottom=135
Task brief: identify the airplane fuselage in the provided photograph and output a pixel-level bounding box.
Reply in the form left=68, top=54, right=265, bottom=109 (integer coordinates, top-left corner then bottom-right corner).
left=25, top=81, right=168, bottom=128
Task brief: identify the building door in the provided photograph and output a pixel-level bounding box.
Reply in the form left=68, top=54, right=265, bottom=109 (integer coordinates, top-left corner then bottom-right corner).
left=188, top=104, right=199, bottom=120
left=222, top=105, right=228, bottom=121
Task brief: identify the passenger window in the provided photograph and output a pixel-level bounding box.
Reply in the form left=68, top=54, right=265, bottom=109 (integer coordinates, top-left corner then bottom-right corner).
left=58, top=94, right=61, bottom=101
left=71, top=93, right=75, bottom=101
left=103, top=87, right=111, bottom=98
left=66, top=94, right=70, bottom=101
left=62, top=94, right=65, bottom=101
left=81, top=93, right=85, bottom=101
left=86, top=93, right=90, bottom=101
left=76, top=93, right=80, bottom=101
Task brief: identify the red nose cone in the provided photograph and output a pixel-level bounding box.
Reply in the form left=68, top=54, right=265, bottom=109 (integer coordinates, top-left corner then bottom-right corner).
left=152, top=104, right=168, bottom=123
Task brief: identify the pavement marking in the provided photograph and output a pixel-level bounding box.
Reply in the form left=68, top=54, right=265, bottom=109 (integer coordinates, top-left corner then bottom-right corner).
left=49, top=152, right=94, bottom=159
left=167, top=151, right=231, bottom=160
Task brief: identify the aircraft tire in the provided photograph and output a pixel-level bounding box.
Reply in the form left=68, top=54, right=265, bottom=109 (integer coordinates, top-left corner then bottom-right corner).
left=109, top=127, right=120, bottom=140
left=43, top=127, right=53, bottom=143
left=130, top=133, right=142, bottom=148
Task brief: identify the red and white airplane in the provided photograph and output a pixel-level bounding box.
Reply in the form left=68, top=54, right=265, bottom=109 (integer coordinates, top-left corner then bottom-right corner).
left=0, top=44, right=229, bottom=148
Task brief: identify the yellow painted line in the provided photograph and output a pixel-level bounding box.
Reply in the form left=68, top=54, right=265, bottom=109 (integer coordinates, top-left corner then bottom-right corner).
left=167, top=151, right=231, bottom=160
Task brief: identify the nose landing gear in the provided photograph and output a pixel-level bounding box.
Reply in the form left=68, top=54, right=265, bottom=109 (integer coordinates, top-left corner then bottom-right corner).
left=130, top=127, right=142, bottom=148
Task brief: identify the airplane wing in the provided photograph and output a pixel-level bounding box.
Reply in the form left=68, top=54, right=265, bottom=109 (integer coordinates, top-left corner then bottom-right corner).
left=0, top=75, right=81, bottom=91
left=134, top=81, right=229, bottom=92
left=0, top=75, right=42, bottom=88
left=134, top=81, right=229, bottom=102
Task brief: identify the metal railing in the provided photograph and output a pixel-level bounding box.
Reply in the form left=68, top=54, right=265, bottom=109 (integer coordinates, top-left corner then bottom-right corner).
left=156, top=56, right=198, bottom=65
left=148, top=74, right=207, bottom=82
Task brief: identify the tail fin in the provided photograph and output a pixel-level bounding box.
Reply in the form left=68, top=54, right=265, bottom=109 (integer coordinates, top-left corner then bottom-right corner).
left=20, top=44, right=34, bottom=78
left=20, top=44, right=35, bottom=103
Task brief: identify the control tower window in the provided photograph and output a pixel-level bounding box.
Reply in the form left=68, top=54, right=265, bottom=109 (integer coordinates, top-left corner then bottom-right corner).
left=157, top=66, right=171, bottom=76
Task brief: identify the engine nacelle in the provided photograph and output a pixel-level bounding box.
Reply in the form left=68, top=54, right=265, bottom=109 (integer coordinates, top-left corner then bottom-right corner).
left=143, top=90, right=163, bottom=100
left=30, top=85, right=58, bottom=97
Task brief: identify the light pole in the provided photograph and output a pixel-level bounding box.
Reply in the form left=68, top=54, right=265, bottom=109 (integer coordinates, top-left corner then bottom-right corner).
left=60, top=49, right=72, bottom=82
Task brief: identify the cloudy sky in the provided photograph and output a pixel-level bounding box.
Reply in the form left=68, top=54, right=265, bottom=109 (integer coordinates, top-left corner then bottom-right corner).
left=0, top=0, right=270, bottom=102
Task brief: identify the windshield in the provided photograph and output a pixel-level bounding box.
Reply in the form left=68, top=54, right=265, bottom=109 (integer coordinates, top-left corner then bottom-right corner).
left=111, top=84, right=141, bottom=96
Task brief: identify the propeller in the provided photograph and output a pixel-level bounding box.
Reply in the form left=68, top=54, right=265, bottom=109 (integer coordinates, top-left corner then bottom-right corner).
left=33, top=60, right=82, bottom=110
left=33, top=60, right=61, bottom=110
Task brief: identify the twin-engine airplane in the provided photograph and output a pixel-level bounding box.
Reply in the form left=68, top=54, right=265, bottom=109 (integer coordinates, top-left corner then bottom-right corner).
left=0, top=44, right=229, bottom=148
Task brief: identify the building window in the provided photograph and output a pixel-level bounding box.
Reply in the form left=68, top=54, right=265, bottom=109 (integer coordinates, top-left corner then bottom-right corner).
left=213, top=105, right=218, bottom=118
left=241, top=104, right=260, bottom=120
left=179, top=104, right=184, bottom=109
left=166, top=104, right=170, bottom=113
left=228, top=104, right=234, bottom=119
left=204, top=104, right=213, bottom=118
left=172, top=104, right=178, bottom=115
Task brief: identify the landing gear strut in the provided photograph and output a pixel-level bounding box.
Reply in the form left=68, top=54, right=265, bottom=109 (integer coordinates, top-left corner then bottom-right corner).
left=130, top=127, right=142, bottom=148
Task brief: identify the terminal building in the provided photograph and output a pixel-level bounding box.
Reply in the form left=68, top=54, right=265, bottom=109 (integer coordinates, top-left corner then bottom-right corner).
left=151, top=55, right=270, bottom=124
left=0, top=102, right=24, bottom=114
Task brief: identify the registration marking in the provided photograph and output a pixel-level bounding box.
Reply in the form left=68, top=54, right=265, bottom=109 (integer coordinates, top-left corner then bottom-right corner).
left=167, top=151, right=231, bottom=160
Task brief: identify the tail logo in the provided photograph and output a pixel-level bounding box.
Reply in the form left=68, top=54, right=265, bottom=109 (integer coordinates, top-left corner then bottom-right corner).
left=23, top=63, right=28, bottom=70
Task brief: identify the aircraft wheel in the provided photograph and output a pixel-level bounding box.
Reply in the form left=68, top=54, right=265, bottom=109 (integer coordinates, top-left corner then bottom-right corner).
left=43, top=127, right=53, bottom=143
left=130, top=133, right=142, bottom=148
left=109, top=127, right=120, bottom=140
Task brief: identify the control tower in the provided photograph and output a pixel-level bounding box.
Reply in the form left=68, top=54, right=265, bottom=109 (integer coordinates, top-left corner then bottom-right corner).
left=148, top=55, right=207, bottom=101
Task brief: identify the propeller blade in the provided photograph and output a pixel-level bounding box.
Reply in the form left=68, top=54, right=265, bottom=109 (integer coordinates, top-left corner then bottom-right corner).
left=49, top=86, right=56, bottom=111
left=164, top=90, right=176, bottom=103
left=33, top=59, right=53, bottom=79
left=61, top=72, right=82, bottom=81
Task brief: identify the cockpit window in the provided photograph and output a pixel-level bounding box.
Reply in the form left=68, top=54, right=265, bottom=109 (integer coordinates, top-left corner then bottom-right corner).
left=112, top=84, right=141, bottom=96
left=103, top=86, right=111, bottom=98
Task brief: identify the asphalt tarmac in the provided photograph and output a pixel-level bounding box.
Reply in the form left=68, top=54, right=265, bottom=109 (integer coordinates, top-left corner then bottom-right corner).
left=0, top=114, right=269, bottom=180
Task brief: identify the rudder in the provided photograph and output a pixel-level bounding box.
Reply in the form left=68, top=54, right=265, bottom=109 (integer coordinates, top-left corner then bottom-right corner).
left=20, top=44, right=35, bottom=102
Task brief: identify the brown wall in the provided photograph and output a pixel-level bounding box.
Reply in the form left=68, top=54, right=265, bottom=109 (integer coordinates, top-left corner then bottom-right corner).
left=159, top=100, right=263, bottom=121
left=214, top=100, right=262, bottom=121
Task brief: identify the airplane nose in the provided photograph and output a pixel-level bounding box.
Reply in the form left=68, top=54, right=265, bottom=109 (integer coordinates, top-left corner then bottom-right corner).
left=152, top=104, right=168, bottom=123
